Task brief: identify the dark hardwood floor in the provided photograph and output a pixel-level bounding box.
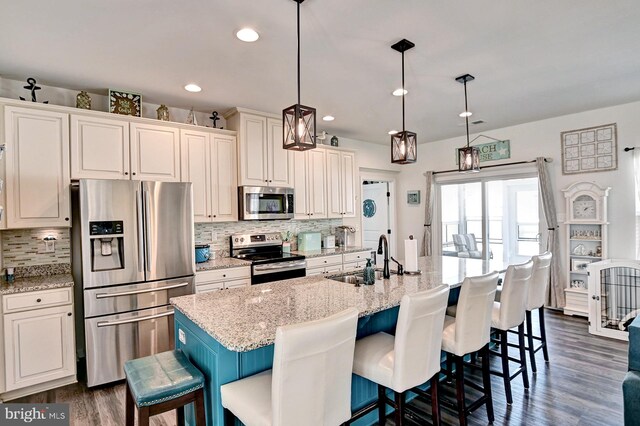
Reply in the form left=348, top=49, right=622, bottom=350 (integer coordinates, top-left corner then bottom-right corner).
left=12, top=310, right=627, bottom=425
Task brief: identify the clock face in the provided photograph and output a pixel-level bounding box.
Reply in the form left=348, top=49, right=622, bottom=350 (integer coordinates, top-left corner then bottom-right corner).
left=573, top=195, right=597, bottom=220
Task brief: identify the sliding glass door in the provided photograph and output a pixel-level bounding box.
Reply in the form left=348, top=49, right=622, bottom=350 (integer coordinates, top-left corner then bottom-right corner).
left=440, top=175, right=541, bottom=263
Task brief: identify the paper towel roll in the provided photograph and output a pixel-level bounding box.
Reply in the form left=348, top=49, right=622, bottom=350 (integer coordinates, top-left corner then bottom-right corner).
left=404, top=239, right=418, bottom=272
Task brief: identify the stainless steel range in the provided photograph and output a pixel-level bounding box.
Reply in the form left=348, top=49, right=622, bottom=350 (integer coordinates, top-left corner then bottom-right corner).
left=71, top=179, right=195, bottom=387
left=230, top=233, right=306, bottom=284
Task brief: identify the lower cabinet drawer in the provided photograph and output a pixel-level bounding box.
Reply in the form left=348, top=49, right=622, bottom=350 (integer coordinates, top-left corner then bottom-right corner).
left=565, top=290, right=588, bottom=311
left=307, top=265, right=343, bottom=277
left=306, top=255, right=342, bottom=269
left=196, top=282, right=224, bottom=293
left=195, top=267, right=251, bottom=285
left=225, top=278, right=251, bottom=289
left=343, top=251, right=371, bottom=264
left=3, top=287, right=73, bottom=313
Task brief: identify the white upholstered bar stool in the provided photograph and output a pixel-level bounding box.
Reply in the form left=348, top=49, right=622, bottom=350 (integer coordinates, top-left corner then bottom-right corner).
left=349, top=285, right=450, bottom=426
left=490, top=260, right=533, bottom=405
left=524, top=252, right=553, bottom=373
left=220, top=308, right=359, bottom=426
left=441, top=271, right=499, bottom=426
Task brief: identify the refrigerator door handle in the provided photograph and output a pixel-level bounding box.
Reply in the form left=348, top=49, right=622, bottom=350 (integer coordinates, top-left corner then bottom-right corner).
left=96, top=310, right=174, bottom=327
left=94, top=282, right=189, bottom=299
left=143, top=188, right=151, bottom=273
left=136, top=189, right=145, bottom=273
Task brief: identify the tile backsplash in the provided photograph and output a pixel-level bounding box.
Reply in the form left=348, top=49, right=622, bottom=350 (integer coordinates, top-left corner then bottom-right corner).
left=195, top=219, right=343, bottom=256
left=0, top=219, right=342, bottom=272
left=2, top=228, right=71, bottom=267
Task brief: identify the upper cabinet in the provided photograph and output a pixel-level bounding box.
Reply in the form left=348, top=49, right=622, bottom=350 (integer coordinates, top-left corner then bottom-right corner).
left=293, top=148, right=327, bottom=220
left=71, top=114, right=181, bottom=182
left=326, top=149, right=357, bottom=218
left=4, top=106, right=71, bottom=228
left=225, top=108, right=293, bottom=188
left=181, top=129, right=238, bottom=223
left=70, top=115, right=130, bottom=179
left=130, top=122, right=180, bottom=182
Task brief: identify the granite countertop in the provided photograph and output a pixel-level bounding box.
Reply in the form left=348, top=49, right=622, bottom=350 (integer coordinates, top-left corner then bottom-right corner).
left=0, top=274, right=74, bottom=295
left=292, top=246, right=373, bottom=258
left=196, top=257, right=251, bottom=272
left=172, top=256, right=508, bottom=352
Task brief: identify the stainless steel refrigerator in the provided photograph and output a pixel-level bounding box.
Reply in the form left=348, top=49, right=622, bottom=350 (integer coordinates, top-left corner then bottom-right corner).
left=71, top=179, right=195, bottom=387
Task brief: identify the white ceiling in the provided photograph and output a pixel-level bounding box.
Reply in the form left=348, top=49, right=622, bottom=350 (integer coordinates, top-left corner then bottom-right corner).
left=2, top=1, right=640, bottom=144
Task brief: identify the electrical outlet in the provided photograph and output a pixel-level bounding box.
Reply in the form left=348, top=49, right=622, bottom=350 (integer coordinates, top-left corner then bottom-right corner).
left=211, top=232, right=217, bottom=242
left=44, top=240, right=55, bottom=253
left=178, top=329, right=186, bottom=344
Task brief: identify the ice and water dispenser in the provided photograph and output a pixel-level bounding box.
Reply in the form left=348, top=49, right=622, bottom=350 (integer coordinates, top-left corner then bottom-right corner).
left=89, top=221, right=125, bottom=271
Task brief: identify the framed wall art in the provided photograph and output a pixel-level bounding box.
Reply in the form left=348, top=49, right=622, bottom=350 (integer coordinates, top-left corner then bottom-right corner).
left=561, top=123, right=617, bottom=174
left=407, top=190, right=421, bottom=205
left=109, top=89, right=141, bottom=117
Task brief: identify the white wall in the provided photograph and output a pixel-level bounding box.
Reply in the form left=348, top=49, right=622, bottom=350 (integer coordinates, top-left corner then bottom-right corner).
left=396, top=101, right=640, bottom=262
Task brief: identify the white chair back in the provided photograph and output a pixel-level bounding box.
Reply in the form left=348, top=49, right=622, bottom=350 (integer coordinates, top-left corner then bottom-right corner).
left=526, top=252, right=553, bottom=311
left=494, top=260, right=533, bottom=330
left=452, top=271, right=500, bottom=356
left=392, top=285, right=450, bottom=392
left=271, top=308, right=359, bottom=426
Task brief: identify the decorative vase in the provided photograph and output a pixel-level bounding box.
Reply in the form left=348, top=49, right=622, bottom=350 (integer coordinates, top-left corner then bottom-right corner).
left=186, top=108, right=197, bottom=125
left=76, top=91, right=91, bottom=110
left=330, top=135, right=339, bottom=147
left=363, top=259, right=375, bottom=285
left=157, top=104, right=170, bottom=121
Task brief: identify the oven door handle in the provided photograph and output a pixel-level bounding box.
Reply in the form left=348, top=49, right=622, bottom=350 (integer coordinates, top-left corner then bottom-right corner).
left=96, top=310, right=174, bottom=327
left=253, top=261, right=306, bottom=276
left=94, top=282, right=189, bottom=299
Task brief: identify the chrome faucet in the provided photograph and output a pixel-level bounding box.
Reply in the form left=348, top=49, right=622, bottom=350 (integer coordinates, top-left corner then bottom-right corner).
left=377, top=234, right=390, bottom=279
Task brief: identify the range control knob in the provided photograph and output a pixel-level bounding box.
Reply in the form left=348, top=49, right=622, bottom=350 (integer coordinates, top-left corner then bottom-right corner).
left=240, top=238, right=244, bottom=243
left=234, top=238, right=239, bottom=242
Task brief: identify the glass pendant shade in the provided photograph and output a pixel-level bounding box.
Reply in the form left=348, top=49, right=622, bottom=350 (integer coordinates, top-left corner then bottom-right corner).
left=391, top=130, right=417, bottom=164
left=283, top=104, right=316, bottom=151
left=458, top=145, right=480, bottom=172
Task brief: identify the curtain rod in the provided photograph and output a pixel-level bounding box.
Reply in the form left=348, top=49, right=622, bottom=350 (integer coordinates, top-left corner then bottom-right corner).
left=624, top=147, right=637, bottom=152
left=428, top=157, right=552, bottom=176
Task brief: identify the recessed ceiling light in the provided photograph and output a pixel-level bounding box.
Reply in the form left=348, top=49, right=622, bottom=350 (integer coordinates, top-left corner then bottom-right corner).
left=322, top=115, right=335, bottom=121
left=184, top=84, right=202, bottom=93
left=459, top=111, right=472, bottom=117
left=392, top=88, right=408, bottom=96
left=236, top=28, right=260, bottom=42
left=388, top=130, right=398, bottom=135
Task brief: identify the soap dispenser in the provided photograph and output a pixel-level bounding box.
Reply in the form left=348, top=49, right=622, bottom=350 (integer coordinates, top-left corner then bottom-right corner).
left=363, top=258, right=375, bottom=285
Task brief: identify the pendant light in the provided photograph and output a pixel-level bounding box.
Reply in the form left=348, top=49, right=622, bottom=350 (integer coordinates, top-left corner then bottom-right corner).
left=390, top=39, right=417, bottom=164
left=456, top=73, right=480, bottom=172
left=283, top=0, right=316, bottom=151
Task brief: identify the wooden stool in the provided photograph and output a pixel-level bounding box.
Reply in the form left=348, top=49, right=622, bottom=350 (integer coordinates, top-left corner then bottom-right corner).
left=124, top=350, right=206, bottom=426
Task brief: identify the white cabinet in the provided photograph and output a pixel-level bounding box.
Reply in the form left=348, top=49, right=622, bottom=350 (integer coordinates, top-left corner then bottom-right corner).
left=70, top=114, right=130, bottom=179
left=225, top=109, right=293, bottom=187
left=195, top=267, right=251, bottom=293
left=326, top=149, right=357, bottom=219
left=306, top=255, right=343, bottom=277
left=293, top=149, right=327, bottom=220
left=181, top=130, right=238, bottom=223
left=3, top=289, right=75, bottom=392
left=4, top=106, right=70, bottom=228
left=342, top=250, right=371, bottom=272
left=130, top=122, right=180, bottom=182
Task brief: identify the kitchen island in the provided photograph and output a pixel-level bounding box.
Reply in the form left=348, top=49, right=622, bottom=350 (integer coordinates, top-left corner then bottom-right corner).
left=171, top=256, right=507, bottom=425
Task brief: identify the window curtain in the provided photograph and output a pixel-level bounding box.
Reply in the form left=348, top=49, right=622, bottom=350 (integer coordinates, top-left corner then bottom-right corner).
left=536, top=157, right=565, bottom=308
left=423, top=171, right=434, bottom=256
left=634, top=150, right=640, bottom=259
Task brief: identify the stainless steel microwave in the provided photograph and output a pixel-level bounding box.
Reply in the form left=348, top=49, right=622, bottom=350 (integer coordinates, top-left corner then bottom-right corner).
left=238, top=186, right=294, bottom=220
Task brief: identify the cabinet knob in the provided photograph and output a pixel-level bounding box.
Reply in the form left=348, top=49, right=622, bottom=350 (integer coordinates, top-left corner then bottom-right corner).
left=65, top=217, right=70, bottom=221
left=223, top=274, right=226, bottom=278
left=208, top=215, right=212, bottom=218
left=67, top=312, right=72, bottom=316
left=132, top=172, right=136, bottom=176
left=36, top=298, right=42, bottom=303
left=124, top=172, right=129, bottom=176
left=213, top=215, right=217, bottom=218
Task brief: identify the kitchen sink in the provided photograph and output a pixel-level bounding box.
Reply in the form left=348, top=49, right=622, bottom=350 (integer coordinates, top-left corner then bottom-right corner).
left=329, top=274, right=366, bottom=285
